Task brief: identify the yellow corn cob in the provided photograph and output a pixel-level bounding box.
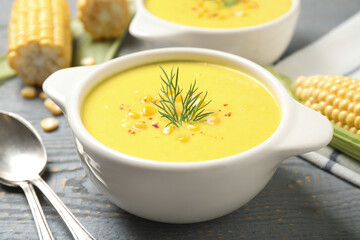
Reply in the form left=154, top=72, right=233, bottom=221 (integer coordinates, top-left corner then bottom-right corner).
left=295, top=75, right=360, bottom=136
left=77, top=0, right=130, bottom=40
left=8, top=0, right=72, bottom=86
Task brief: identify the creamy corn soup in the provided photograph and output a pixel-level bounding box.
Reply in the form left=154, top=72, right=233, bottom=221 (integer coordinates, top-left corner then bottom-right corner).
left=146, top=0, right=292, bottom=29
left=81, top=62, right=281, bottom=162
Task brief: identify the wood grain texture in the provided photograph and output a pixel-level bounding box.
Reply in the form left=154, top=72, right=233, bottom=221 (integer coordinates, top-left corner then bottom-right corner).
left=1, top=0, right=360, bottom=239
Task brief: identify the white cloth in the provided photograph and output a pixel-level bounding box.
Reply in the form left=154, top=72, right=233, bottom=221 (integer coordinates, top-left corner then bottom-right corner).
left=275, top=11, right=360, bottom=79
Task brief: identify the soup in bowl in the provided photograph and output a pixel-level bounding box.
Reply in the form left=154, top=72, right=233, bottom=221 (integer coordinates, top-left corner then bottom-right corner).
left=129, top=0, right=300, bottom=65
left=43, top=48, right=332, bottom=223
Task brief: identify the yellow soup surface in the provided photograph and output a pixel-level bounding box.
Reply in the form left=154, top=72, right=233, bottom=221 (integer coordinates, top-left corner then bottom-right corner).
left=81, top=62, right=281, bottom=162
left=146, top=0, right=292, bottom=29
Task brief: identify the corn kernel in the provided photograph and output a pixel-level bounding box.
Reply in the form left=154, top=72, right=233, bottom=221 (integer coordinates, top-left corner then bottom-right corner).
left=339, top=110, right=348, bottom=124
left=350, top=127, right=357, bottom=134
left=127, top=112, right=140, bottom=119
left=339, top=99, right=350, bottom=111
left=206, top=116, right=220, bottom=125
left=133, top=122, right=147, bottom=130
left=177, top=137, right=189, bottom=143
left=354, top=93, right=360, bottom=103
left=324, top=105, right=334, bottom=117
left=354, top=103, right=360, bottom=115
left=325, top=94, right=336, bottom=104
left=355, top=116, right=360, bottom=128
left=39, top=91, right=47, bottom=100
left=21, top=86, right=37, bottom=99
left=318, top=91, right=327, bottom=101
left=162, top=126, right=174, bottom=135
left=331, top=109, right=340, bottom=122
left=141, top=106, right=157, bottom=116
left=187, top=124, right=200, bottom=131
left=141, top=95, right=153, bottom=103
left=80, top=57, right=96, bottom=66
left=41, top=117, right=59, bottom=132
left=44, top=98, right=62, bottom=115
left=346, top=113, right=355, bottom=127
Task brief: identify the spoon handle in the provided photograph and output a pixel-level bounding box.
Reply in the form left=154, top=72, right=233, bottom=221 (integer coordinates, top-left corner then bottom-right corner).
left=19, top=182, right=54, bottom=240
left=31, top=177, right=95, bottom=240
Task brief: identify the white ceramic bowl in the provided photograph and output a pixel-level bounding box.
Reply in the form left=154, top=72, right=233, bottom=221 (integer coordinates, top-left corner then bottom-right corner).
left=43, top=48, right=332, bottom=224
left=129, top=0, right=300, bottom=65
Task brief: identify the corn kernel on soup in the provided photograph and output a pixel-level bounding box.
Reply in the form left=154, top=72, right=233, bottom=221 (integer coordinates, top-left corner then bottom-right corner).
left=81, top=62, right=281, bottom=162
left=145, top=0, right=292, bottom=29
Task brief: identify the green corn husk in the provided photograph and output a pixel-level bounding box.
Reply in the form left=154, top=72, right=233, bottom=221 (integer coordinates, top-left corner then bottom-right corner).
left=0, top=54, right=16, bottom=83
left=266, top=66, right=360, bottom=161
left=71, top=19, right=127, bottom=66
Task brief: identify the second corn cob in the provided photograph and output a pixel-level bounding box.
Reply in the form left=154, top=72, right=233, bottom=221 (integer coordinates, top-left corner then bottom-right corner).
left=294, top=74, right=360, bottom=161
left=77, top=0, right=130, bottom=40
left=8, top=0, right=72, bottom=86
left=295, top=75, right=360, bottom=136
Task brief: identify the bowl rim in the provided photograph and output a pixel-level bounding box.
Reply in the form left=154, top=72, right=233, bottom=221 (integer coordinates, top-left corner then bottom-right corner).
left=133, top=0, right=300, bottom=34
left=67, top=47, right=293, bottom=171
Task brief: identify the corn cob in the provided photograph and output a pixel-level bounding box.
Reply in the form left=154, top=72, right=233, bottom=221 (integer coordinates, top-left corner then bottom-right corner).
left=295, top=75, right=360, bottom=136
left=8, top=0, right=72, bottom=86
left=77, top=0, right=130, bottom=40
left=295, top=75, right=360, bottom=161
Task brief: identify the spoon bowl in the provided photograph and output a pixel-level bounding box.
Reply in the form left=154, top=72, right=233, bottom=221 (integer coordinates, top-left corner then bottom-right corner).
left=0, top=112, right=46, bottom=183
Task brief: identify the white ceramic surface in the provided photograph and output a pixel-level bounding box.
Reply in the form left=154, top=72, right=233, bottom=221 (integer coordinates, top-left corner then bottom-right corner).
left=43, top=48, right=332, bottom=224
left=129, top=0, right=300, bottom=65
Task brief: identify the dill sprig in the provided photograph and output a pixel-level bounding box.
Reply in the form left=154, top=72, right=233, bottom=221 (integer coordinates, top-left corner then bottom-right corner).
left=222, top=0, right=239, bottom=7
left=205, top=0, right=239, bottom=7
left=153, top=66, right=212, bottom=127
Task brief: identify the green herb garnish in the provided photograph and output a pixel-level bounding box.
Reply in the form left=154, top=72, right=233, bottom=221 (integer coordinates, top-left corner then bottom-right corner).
left=222, top=0, right=239, bottom=7
left=153, top=66, right=212, bottom=127
left=205, top=0, right=239, bottom=7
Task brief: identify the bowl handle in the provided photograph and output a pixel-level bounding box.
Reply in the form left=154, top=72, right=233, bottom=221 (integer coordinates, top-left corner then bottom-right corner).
left=274, top=99, right=333, bottom=158
left=129, top=11, right=182, bottom=41
left=43, top=66, right=96, bottom=112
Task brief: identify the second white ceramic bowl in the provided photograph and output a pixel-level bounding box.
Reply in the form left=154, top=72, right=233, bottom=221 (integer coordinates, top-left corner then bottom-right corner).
left=129, top=0, right=300, bottom=65
left=43, top=48, right=331, bottom=224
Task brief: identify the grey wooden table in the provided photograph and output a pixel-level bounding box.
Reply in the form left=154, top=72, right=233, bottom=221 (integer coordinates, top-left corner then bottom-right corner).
left=1, top=1, right=360, bottom=239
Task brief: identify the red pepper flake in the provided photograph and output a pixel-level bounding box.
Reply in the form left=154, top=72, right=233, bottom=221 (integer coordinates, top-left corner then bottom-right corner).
left=128, top=130, right=136, bottom=135
left=225, top=112, right=232, bottom=117
left=152, top=123, right=159, bottom=128
left=224, top=104, right=228, bottom=106
left=120, top=107, right=124, bottom=110
left=152, top=100, right=158, bottom=104
left=209, top=13, right=218, bottom=18
left=148, top=117, right=153, bottom=121
left=192, top=7, right=197, bottom=11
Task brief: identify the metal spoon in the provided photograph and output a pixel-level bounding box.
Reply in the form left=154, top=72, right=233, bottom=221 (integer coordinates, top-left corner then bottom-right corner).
left=0, top=111, right=95, bottom=240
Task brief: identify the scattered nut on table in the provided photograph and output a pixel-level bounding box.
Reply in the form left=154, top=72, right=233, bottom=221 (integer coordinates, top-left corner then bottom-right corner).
left=21, top=86, right=37, bottom=99
left=41, top=117, right=59, bottom=132
left=44, top=98, right=63, bottom=115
